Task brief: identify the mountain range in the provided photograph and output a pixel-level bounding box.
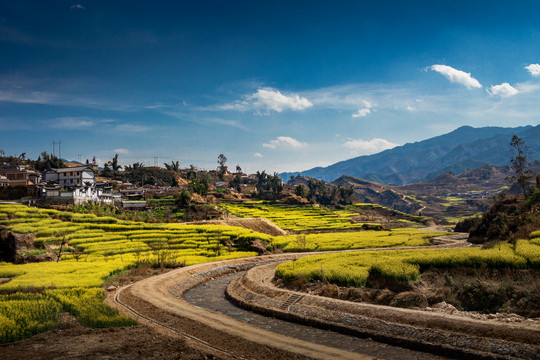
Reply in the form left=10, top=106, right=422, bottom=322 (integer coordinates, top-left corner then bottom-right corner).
left=280, top=124, right=540, bottom=185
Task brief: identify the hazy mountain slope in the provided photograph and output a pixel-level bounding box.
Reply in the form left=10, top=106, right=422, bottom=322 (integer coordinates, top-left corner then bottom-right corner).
left=281, top=125, right=539, bottom=185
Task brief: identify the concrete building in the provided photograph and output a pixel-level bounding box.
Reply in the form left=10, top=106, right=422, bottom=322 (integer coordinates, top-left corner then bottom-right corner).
left=42, top=166, right=96, bottom=187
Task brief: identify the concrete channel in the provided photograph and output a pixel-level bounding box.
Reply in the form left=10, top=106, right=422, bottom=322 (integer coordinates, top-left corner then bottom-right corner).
left=184, top=271, right=452, bottom=360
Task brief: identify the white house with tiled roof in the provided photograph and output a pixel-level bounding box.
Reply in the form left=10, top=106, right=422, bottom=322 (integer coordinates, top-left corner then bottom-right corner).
left=42, top=166, right=95, bottom=187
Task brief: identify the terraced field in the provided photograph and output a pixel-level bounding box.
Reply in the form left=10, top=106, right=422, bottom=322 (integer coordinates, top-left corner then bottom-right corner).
left=220, top=201, right=369, bottom=232
left=0, top=203, right=449, bottom=344
left=276, top=237, right=540, bottom=287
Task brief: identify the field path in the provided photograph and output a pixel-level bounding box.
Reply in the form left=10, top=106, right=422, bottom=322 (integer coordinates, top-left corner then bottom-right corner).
left=111, top=233, right=482, bottom=359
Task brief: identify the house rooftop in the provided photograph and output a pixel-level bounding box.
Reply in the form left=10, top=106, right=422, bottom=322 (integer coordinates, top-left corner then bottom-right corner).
left=47, top=166, right=95, bottom=173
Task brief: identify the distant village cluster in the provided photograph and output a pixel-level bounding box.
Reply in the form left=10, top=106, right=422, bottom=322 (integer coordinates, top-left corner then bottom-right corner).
left=0, top=161, right=275, bottom=209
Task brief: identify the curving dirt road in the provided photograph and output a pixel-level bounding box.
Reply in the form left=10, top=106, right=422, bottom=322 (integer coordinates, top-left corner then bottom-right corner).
left=111, top=234, right=489, bottom=359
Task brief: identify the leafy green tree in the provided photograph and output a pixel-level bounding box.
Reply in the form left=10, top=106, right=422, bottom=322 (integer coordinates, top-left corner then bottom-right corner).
left=102, top=162, right=112, bottom=177
left=34, top=152, right=64, bottom=171
left=255, top=170, right=267, bottom=192
left=338, top=186, right=355, bottom=205
left=295, top=183, right=308, bottom=198
left=109, top=154, right=122, bottom=172
left=269, top=172, right=283, bottom=194
left=175, top=190, right=192, bottom=209
left=164, top=160, right=180, bottom=172
left=509, top=135, right=533, bottom=196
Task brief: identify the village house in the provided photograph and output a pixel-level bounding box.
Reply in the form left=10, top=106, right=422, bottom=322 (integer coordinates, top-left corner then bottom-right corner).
left=40, top=180, right=120, bottom=205
left=0, top=165, right=40, bottom=187
left=42, top=165, right=96, bottom=187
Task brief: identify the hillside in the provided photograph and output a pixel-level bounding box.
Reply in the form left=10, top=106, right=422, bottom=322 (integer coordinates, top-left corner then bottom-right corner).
left=323, top=162, right=540, bottom=222
left=281, top=124, right=540, bottom=185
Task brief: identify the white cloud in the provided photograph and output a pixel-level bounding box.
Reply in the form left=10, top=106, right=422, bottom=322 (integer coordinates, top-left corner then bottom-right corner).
left=352, top=108, right=371, bottom=118
left=49, top=117, right=95, bottom=129
left=525, top=64, right=540, bottom=77
left=430, top=64, right=482, bottom=89
left=70, top=4, right=86, bottom=10
left=263, top=136, right=307, bottom=149
left=254, top=152, right=263, bottom=158
left=220, top=88, right=312, bottom=114
left=487, top=82, right=519, bottom=98
left=407, top=105, right=416, bottom=111
left=352, top=100, right=372, bottom=118
left=113, top=148, right=130, bottom=155
left=343, top=138, right=399, bottom=155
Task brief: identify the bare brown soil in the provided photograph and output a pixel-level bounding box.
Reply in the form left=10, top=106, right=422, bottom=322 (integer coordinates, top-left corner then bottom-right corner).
left=188, top=217, right=288, bottom=236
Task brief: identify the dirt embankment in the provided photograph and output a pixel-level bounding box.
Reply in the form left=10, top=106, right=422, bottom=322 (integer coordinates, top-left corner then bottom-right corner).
left=0, top=226, right=53, bottom=263
left=227, top=262, right=540, bottom=359
left=280, top=267, right=540, bottom=319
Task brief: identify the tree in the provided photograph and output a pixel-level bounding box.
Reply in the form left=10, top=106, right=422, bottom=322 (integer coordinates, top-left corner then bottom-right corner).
left=295, top=183, right=308, bottom=198
left=269, top=172, right=283, bottom=194
left=231, top=173, right=242, bottom=192
left=217, top=154, right=227, bottom=172
left=164, top=160, right=180, bottom=172
left=175, top=190, right=192, bottom=209
left=236, top=164, right=242, bottom=174
left=109, top=153, right=122, bottom=172
left=509, top=135, right=532, bottom=196
left=255, top=170, right=267, bottom=192
left=102, top=162, right=112, bottom=177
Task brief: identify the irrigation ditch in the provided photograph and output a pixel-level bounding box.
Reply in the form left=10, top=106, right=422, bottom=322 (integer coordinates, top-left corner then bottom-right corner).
left=112, top=234, right=540, bottom=360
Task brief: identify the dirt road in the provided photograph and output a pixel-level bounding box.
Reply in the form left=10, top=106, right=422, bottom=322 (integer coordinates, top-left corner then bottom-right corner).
left=111, top=235, right=482, bottom=359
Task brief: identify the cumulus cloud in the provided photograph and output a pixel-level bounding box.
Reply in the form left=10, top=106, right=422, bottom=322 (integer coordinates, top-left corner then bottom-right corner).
left=113, top=148, right=130, bottom=154
left=263, top=136, right=306, bottom=149
left=525, top=64, right=540, bottom=77
left=352, top=100, right=372, bottom=118
left=343, top=138, right=398, bottom=155
left=221, top=88, right=312, bottom=114
left=430, top=65, right=482, bottom=89
left=70, top=4, right=86, bottom=10
left=487, top=82, right=519, bottom=98
left=254, top=152, right=263, bottom=158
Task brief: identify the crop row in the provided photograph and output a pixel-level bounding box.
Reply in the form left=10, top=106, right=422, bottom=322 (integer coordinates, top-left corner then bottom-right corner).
left=220, top=202, right=371, bottom=232
left=272, top=228, right=448, bottom=252
left=275, top=240, right=540, bottom=287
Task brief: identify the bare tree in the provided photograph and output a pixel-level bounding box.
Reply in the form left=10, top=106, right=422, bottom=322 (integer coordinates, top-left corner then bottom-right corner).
left=217, top=154, right=227, bottom=172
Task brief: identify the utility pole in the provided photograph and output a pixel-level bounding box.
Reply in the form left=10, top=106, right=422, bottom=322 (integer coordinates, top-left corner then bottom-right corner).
left=58, top=141, right=61, bottom=159
left=52, top=141, right=56, bottom=156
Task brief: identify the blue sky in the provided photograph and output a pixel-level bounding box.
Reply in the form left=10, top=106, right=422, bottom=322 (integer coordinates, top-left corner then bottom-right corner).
left=1, top=0, right=540, bottom=173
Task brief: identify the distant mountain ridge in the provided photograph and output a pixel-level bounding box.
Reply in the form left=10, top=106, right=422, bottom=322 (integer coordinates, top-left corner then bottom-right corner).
left=280, top=124, right=540, bottom=185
